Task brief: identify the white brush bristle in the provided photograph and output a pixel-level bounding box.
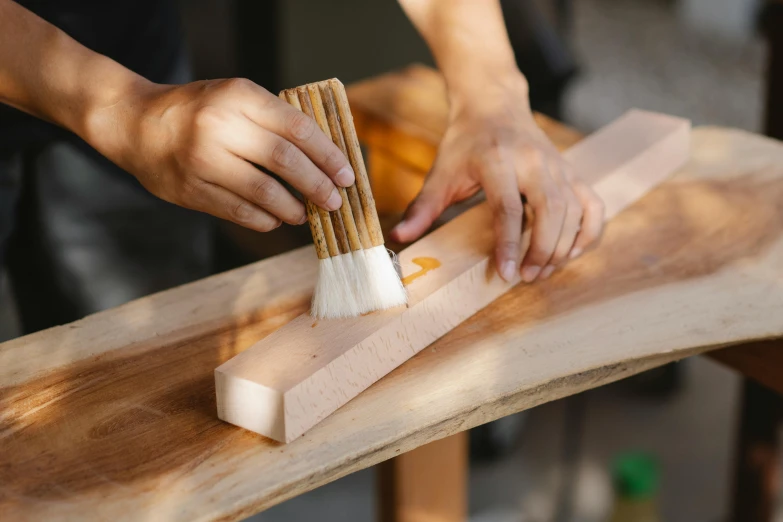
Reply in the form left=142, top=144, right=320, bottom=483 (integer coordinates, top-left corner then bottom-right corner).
left=311, top=246, right=408, bottom=320
left=312, top=256, right=359, bottom=319
left=350, top=249, right=373, bottom=313
left=340, top=252, right=367, bottom=313
left=362, top=245, right=408, bottom=312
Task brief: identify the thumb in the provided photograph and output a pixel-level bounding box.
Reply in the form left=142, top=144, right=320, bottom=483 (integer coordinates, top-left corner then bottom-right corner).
left=390, top=175, right=451, bottom=243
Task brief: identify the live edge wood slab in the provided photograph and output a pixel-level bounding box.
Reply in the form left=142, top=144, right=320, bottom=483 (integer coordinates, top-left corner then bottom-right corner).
left=2, top=125, right=783, bottom=521
left=215, top=109, right=691, bottom=442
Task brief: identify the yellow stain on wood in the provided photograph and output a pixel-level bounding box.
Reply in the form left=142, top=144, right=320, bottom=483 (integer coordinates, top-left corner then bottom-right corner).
left=402, top=257, right=441, bottom=286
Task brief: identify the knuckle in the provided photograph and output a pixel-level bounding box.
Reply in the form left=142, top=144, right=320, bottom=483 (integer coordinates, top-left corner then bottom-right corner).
left=530, top=241, right=556, bottom=263
left=581, top=231, right=600, bottom=247
left=567, top=196, right=584, bottom=223
left=223, top=77, right=254, bottom=93
left=193, top=105, right=224, bottom=130
left=248, top=176, right=276, bottom=205
left=477, top=140, right=508, bottom=170
left=270, top=139, right=300, bottom=171
left=590, top=197, right=606, bottom=216
left=550, top=246, right=570, bottom=265
left=181, top=147, right=209, bottom=172
left=323, top=147, right=346, bottom=170
left=308, top=174, right=333, bottom=203
left=180, top=178, right=202, bottom=200
left=545, top=192, right=567, bottom=217
left=522, top=147, right=546, bottom=170
left=286, top=111, right=316, bottom=142
left=483, top=142, right=504, bottom=162
left=496, top=239, right=520, bottom=258
left=493, top=198, right=523, bottom=220
left=229, top=201, right=255, bottom=224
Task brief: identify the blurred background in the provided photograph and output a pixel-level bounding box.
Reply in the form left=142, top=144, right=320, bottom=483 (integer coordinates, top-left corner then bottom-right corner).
left=0, top=0, right=780, bottom=520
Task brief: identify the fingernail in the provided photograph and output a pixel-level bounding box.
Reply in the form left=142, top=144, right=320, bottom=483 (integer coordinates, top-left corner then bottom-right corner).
left=521, top=265, right=541, bottom=283
left=500, top=261, right=516, bottom=282
left=541, top=265, right=555, bottom=279
left=335, top=167, right=355, bottom=187
left=298, top=213, right=308, bottom=225
left=326, top=190, right=342, bottom=210
left=569, top=247, right=583, bottom=260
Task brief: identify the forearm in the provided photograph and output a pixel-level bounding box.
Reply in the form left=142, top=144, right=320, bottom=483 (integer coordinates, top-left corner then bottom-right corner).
left=0, top=0, right=148, bottom=143
left=397, top=0, right=527, bottom=115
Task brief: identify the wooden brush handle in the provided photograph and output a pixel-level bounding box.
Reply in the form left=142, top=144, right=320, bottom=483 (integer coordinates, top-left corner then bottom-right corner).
left=304, top=84, right=364, bottom=254
left=282, top=79, right=387, bottom=252
left=279, top=89, right=334, bottom=259
left=295, top=87, right=353, bottom=256
left=319, top=83, right=373, bottom=250
left=328, top=79, right=385, bottom=247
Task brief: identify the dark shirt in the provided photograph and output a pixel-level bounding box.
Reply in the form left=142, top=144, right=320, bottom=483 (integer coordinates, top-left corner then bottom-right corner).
left=0, top=0, right=184, bottom=155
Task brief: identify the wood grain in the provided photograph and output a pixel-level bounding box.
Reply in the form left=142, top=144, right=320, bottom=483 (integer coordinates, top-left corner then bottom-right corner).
left=215, top=110, right=690, bottom=443
left=2, top=126, right=783, bottom=521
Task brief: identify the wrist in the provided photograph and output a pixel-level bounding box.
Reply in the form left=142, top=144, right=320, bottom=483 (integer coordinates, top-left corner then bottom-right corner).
left=445, top=65, right=529, bottom=121
left=78, top=61, right=159, bottom=164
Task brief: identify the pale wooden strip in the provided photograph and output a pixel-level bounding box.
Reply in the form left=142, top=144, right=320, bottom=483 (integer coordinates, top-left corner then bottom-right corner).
left=215, top=110, right=692, bottom=442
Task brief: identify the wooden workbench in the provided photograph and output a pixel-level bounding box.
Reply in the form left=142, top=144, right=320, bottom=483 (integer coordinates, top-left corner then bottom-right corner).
left=2, top=67, right=783, bottom=522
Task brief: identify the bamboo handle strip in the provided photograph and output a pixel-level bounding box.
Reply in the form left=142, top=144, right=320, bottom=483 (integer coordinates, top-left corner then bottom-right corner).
left=305, top=84, right=363, bottom=253
left=281, top=79, right=386, bottom=253
left=296, top=87, right=352, bottom=256
left=318, top=83, right=373, bottom=250
left=327, top=79, right=385, bottom=247
left=280, top=89, right=336, bottom=259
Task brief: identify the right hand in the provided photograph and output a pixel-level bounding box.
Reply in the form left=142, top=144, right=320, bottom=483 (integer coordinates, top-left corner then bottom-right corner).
left=391, top=74, right=605, bottom=283
left=85, top=78, right=355, bottom=232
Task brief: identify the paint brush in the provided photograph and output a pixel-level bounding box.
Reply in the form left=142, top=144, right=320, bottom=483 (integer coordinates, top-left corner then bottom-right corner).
left=280, top=79, right=407, bottom=319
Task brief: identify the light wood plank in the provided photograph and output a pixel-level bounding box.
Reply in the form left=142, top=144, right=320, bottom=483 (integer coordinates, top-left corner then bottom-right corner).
left=0, top=246, right=317, bottom=388
left=215, top=110, right=691, bottom=443
left=3, top=126, right=783, bottom=522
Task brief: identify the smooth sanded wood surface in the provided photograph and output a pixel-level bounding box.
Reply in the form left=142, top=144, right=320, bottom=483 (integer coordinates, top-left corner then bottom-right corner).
left=215, top=109, right=690, bottom=443
left=2, top=127, right=783, bottom=521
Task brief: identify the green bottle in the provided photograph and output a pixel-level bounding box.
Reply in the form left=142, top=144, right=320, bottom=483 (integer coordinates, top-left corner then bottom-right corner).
left=609, top=452, right=661, bottom=522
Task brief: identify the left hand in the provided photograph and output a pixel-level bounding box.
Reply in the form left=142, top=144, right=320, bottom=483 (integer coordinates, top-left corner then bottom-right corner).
left=391, top=76, right=605, bottom=283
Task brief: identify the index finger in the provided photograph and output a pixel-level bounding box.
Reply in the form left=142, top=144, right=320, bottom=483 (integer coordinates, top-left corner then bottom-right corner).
left=252, top=88, right=355, bottom=187
left=481, top=151, right=524, bottom=283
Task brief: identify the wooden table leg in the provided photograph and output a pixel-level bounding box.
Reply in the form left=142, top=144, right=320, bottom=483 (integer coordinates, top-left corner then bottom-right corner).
left=729, top=379, right=782, bottom=522
left=377, top=431, right=468, bottom=522
left=727, top=5, right=783, bottom=520
left=762, top=0, right=783, bottom=140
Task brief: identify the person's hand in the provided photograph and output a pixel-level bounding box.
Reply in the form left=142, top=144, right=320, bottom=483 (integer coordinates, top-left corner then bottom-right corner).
left=391, top=75, right=604, bottom=282
left=86, top=78, right=355, bottom=232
